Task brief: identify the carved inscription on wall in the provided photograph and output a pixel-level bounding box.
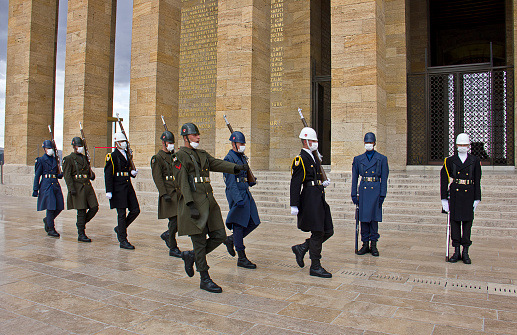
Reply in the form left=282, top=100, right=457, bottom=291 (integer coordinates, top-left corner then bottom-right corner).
left=270, top=0, right=285, bottom=136
left=178, top=0, right=217, bottom=149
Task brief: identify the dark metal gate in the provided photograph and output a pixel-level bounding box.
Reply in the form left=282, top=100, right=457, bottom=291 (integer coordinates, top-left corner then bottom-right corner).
left=408, top=64, right=514, bottom=165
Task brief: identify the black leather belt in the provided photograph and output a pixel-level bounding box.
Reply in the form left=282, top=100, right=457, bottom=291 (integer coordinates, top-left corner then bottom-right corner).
left=236, top=177, right=248, bottom=183
left=74, top=174, right=88, bottom=179
left=43, top=174, right=56, bottom=178
left=116, top=172, right=129, bottom=177
left=362, top=177, right=379, bottom=182
left=194, top=176, right=210, bottom=183
left=165, top=175, right=175, bottom=181
left=453, top=179, right=474, bottom=185
left=304, top=180, right=322, bottom=186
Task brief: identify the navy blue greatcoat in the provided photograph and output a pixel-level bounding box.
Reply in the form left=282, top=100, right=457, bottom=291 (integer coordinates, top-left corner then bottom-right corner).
left=351, top=151, right=389, bottom=222
left=223, top=150, right=260, bottom=229
left=33, top=154, right=64, bottom=211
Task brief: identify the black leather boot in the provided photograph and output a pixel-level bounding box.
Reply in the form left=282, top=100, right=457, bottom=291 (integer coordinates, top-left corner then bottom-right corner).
left=160, top=230, right=170, bottom=248
left=223, top=235, right=236, bottom=257
left=309, top=260, right=332, bottom=278
left=169, top=246, right=181, bottom=258
left=356, top=242, right=370, bottom=255
left=291, top=239, right=309, bottom=267
left=43, top=217, right=49, bottom=232
left=120, top=240, right=135, bottom=249
left=237, top=250, right=256, bottom=269
left=77, top=229, right=91, bottom=242
left=200, top=271, right=222, bottom=293
left=370, top=241, right=379, bottom=257
left=462, top=246, right=471, bottom=264
left=449, top=246, right=461, bottom=262
left=181, top=250, right=195, bottom=277
left=47, top=229, right=60, bottom=237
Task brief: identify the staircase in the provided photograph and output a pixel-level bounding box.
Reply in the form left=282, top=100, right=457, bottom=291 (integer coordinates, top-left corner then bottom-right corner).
left=2, top=164, right=517, bottom=237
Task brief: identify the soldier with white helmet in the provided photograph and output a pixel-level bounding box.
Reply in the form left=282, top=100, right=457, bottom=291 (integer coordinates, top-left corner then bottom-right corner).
left=290, top=127, right=334, bottom=278
left=104, top=132, right=140, bottom=249
left=440, top=133, right=482, bottom=264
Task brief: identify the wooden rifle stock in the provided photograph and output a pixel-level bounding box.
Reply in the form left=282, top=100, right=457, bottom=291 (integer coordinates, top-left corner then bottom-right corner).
left=297, top=108, right=327, bottom=181
left=79, top=122, right=94, bottom=177
left=47, top=125, right=62, bottom=174
left=116, top=113, right=136, bottom=171
left=223, top=115, right=257, bottom=186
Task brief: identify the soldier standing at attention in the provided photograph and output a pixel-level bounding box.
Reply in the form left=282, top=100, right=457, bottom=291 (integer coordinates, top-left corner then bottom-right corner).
left=33, top=140, right=65, bottom=237
left=222, top=131, right=260, bottom=269
left=290, top=127, right=333, bottom=278
left=174, top=123, right=248, bottom=293
left=441, top=133, right=481, bottom=264
left=62, top=137, right=98, bottom=242
left=351, top=132, right=389, bottom=256
left=151, top=131, right=181, bottom=258
left=104, top=132, right=140, bottom=249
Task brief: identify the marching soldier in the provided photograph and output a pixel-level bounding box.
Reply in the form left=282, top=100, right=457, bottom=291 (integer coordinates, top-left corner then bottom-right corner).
left=104, top=132, right=140, bottom=249
left=173, top=123, right=248, bottom=293
left=351, top=132, right=389, bottom=256
left=62, top=137, right=99, bottom=242
left=441, top=133, right=481, bottom=264
left=33, top=140, right=64, bottom=237
left=222, top=131, right=260, bottom=269
left=151, top=130, right=181, bottom=257
left=290, top=127, right=333, bottom=278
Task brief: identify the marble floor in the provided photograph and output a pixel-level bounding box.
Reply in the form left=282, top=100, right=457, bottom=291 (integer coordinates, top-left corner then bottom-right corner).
left=0, top=194, right=517, bottom=335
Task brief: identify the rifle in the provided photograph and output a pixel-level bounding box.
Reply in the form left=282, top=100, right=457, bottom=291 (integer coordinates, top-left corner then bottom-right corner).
left=47, top=125, right=62, bottom=174
left=223, top=115, right=257, bottom=186
left=79, top=122, right=94, bottom=178
left=445, top=210, right=451, bottom=262
left=160, top=115, right=168, bottom=132
left=297, top=108, right=327, bottom=181
left=116, top=113, right=136, bottom=171
left=355, top=204, right=359, bottom=253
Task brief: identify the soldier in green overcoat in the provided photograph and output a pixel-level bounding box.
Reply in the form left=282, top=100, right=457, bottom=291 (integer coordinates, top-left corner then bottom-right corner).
left=173, top=123, right=248, bottom=293
left=62, top=137, right=99, bottom=242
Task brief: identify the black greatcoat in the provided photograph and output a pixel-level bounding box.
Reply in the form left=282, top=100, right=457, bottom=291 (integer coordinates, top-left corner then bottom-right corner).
left=440, top=154, right=482, bottom=221
left=290, top=150, right=333, bottom=232
left=104, top=149, right=139, bottom=210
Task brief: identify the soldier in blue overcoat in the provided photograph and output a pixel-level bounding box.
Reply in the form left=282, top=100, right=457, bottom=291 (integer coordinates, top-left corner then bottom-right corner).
left=222, top=131, right=261, bottom=269
left=32, top=140, right=65, bottom=237
left=351, top=132, right=389, bottom=256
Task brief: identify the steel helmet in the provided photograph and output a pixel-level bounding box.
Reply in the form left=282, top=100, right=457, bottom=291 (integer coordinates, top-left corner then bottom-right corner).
left=456, top=133, right=470, bottom=145
left=160, top=131, right=175, bottom=143
left=71, top=137, right=83, bottom=147
left=299, top=127, right=318, bottom=141
left=113, top=132, right=127, bottom=142
left=229, top=131, right=246, bottom=144
left=42, top=140, right=53, bottom=149
left=364, top=132, right=376, bottom=143
left=181, top=123, right=200, bottom=136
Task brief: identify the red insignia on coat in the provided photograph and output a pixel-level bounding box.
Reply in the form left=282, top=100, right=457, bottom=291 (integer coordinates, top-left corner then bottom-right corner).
left=175, top=163, right=181, bottom=169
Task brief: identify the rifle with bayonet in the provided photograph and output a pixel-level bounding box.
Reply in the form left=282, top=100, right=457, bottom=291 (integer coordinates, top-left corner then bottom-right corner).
left=160, top=115, right=169, bottom=132
left=116, top=113, right=136, bottom=171
left=223, top=115, right=257, bottom=186
left=79, top=122, right=95, bottom=179
left=297, top=108, right=327, bottom=182
left=47, top=125, right=62, bottom=174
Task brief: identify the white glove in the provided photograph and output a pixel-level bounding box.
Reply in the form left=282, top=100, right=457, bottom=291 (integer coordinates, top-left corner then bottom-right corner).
left=322, top=179, right=330, bottom=187
left=473, top=200, right=480, bottom=212
left=290, top=206, right=299, bottom=215
left=441, top=199, right=449, bottom=212
left=131, top=169, right=138, bottom=177
left=106, top=192, right=112, bottom=200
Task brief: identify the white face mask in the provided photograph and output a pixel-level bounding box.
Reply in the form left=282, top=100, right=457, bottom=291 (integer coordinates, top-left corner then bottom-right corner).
left=167, top=143, right=175, bottom=152
left=457, top=146, right=469, bottom=153
left=365, top=143, right=374, bottom=151
left=76, top=147, right=84, bottom=154
left=46, top=149, right=54, bottom=157
left=238, top=145, right=246, bottom=153
left=309, top=142, right=318, bottom=151
left=118, top=141, right=127, bottom=150
left=190, top=142, right=199, bottom=149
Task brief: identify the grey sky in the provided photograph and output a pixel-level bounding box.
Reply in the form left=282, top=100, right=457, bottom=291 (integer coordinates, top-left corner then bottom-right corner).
left=0, top=0, right=133, bottom=149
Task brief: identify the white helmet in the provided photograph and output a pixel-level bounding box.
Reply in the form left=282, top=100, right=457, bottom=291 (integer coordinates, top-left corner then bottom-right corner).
left=113, top=132, right=127, bottom=142
left=456, top=133, right=470, bottom=145
left=299, top=127, right=318, bottom=141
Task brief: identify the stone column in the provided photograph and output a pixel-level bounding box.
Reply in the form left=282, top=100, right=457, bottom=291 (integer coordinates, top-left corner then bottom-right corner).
left=130, top=0, right=181, bottom=166
left=215, top=0, right=271, bottom=168
left=4, top=0, right=59, bottom=164
left=330, top=0, right=387, bottom=171
left=63, top=0, right=117, bottom=167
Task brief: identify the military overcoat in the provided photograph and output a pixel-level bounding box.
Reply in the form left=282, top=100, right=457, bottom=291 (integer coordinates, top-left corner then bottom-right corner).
left=62, top=152, right=98, bottom=210
left=290, top=149, right=333, bottom=232
left=173, top=147, right=237, bottom=236
left=33, top=154, right=64, bottom=211
left=351, top=151, right=389, bottom=222
left=104, top=149, right=139, bottom=210
left=440, top=154, right=481, bottom=221
left=151, top=150, right=179, bottom=219
left=223, top=149, right=260, bottom=229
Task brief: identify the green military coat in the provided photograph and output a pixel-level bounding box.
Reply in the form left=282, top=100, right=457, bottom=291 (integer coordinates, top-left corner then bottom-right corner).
left=62, top=152, right=98, bottom=210
left=151, top=150, right=179, bottom=219
left=173, top=147, right=237, bottom=236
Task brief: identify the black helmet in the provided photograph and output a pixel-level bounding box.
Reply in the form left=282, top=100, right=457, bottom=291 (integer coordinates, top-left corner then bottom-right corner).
left=181, top=123, right=200, bottom=136
left=364, top=132, right=376, bottom=143
left=229, top=131, right=246, bottom=144
left=42, top=140, right=53, bottom=149
left=160, top=131, right=175, bottom=143
left=71, top=137, right=83, bottom=147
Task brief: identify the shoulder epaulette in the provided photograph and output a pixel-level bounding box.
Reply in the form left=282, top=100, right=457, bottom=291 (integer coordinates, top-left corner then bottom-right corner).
left=443, top=157, right=450, bottom=183
left=290, top=156, right=306, bottom=182
left=150, top=155, right=157, bottom=167
left=106, top=153, right=114, bottom=174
